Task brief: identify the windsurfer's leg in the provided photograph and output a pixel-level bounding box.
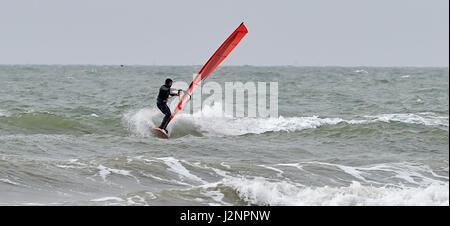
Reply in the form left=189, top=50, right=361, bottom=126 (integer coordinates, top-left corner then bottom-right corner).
left=157, top=103, right=171, bottom=130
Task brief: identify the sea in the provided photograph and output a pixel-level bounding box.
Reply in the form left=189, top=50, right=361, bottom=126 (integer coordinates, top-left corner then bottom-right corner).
left=0, top=65, right=448, bottom=205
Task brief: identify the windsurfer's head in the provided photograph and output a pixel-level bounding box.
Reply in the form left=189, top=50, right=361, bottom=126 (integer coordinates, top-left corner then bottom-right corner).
left=165, top=78, right=173, bottom=87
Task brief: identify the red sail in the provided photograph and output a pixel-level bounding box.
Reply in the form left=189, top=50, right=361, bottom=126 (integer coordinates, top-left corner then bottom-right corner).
left=171, top=23, right=248, bottom=119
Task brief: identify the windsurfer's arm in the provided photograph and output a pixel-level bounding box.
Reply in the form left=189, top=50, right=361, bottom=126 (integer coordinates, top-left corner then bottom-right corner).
left=169, top=89, right=181, bottom=96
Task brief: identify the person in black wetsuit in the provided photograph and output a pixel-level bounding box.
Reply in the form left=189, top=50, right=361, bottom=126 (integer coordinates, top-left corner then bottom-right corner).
left=157, top=78, right=180, bottom=133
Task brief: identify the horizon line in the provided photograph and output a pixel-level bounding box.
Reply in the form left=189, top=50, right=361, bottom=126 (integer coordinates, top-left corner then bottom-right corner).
left=0, top=63, right=449, bottom=68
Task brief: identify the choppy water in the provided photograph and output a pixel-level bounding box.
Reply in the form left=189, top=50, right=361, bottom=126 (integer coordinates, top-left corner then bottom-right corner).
left=0, top=65, right=448, bottom=205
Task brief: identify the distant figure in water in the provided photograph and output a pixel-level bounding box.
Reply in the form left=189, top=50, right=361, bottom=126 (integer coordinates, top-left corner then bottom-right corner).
left=156, top=78, right=180, bottom=133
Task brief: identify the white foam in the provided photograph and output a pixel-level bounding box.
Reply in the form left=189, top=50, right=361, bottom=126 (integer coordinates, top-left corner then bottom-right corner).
left=224, top=177, right=303, bottom=205
left=124, top=105, right=448, bottom=137
left=303, top=162, right=370, bottom=182
left=201, top=190, right=230, bottom=206
left=91, top=196, right=124, bottom=202
left=157, top=157, right=205, bottom=183
left=0, top=109, right=10, bottom=117
left=359, top=162, right=449, bottom=185
left=146, top=192, right=157, bottom=200
left=364, top=112, right=449, bottom=127
left=56, top=164, right=82, bottom=169
left=278, top=161, right=448, bottom=186
left=0, top=178, right=20, bottom=186
left=210, top=166, right=229, bottom=178
left=175, top=104, right=449, bottom=136
left=56, top=159, right=88, bottom=169
left=133, top=156, right=157, bottom=164
left=90, top=113, right=99, bottom=117
left=22, top=202, right=47, bottom=206
left=181, top=160, right=230, bottom=178
left=354, top=69, right=369, bottom=74
left=96, top=165, right=134, bottom=182
left=178, top=106, right=346, bottom=136
left=258, top=165, right=284, bottom=177
left=277, top=163, right=305, bottom=171
left=126, top=195, right=147, bottom=205
left=223, top=177, right=449, bottom=206
left=123, top=108, right=158, bottom=137
left=141, top=172, right=191, bottom=186
left=220, top=162, right=231, bottom=169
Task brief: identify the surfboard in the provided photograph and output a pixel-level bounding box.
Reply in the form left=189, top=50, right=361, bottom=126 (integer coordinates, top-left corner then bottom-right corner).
left=153, top=127, right=169, bottom=139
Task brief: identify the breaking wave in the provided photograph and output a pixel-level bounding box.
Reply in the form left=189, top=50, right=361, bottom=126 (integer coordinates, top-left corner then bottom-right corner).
left=364, top=112, right=448, bottom=127
left=0, top=109, right=7, bottom=117
left=123, top=104, right=448, bottom=137
left=222, top=177, right=448, bottom=206
left=3, top=153, right=447, bottom=206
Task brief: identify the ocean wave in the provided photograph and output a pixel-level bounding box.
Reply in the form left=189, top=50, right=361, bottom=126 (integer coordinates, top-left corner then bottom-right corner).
left=276, top=161, right=449, bottom=186
left=0, top=178, right=21, bottom=186
left=219, top=161, right=449, bottom=205
left=364, top=112, right=449, bottom=127
left=222, top=177, right=449, bottom=206
left=123, top=103, right=351, bottom=137
left=95, top=164, right=138, bottom=183
left=86, top=191, right=157, bottom=206
left=157, top=157, right=206, bottom=184
left=123, top=108, right=158, bottom=137
left=174, top=104, right=448, bottom=136
left=67, top=179, right=448, bottom=206
left=155, top=158, right=449, bottom=206
left=354, top=69, right=369, bottom=74
left=122, top=108, right=203, bottom=138
left=3, top=153, right=448, bottom=206
left=75, top=162, right=449, bottom=206
left=0, top=112, right=122, bottom=135
left=123, top=104, right=449, bottom=137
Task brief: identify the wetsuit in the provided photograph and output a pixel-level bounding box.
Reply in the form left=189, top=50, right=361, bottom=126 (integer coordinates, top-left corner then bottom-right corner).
left=156, top=85, right=177, bottom=131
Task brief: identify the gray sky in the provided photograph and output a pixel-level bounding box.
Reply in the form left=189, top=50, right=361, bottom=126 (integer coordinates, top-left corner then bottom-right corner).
left=0, top=0, right=448, bottom=66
